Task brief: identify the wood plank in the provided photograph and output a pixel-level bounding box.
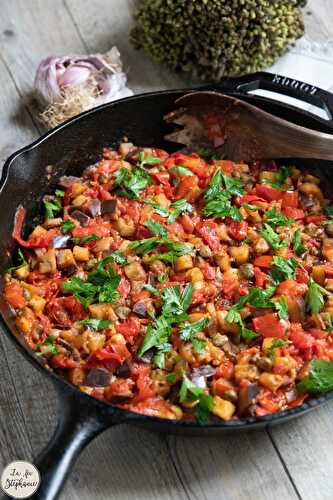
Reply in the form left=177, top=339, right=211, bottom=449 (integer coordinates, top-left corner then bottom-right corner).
left=269, top=405, right=333, bottom=500
left=64, top=0, right=189, bottom=94
left=167, top=432, right=299, bottom=500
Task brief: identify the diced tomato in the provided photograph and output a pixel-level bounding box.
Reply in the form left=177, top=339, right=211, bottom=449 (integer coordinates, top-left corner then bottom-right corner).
left=119, top=199, right=141, bottom=224
left=221, top=278, right=239, bottom=301
left=236, top=194, right=266, bottom=207
left=37, top=314, right=52, bottom=337
left=252, top=313, right=289, bottom=338
left=295, top=267, right=309, bottom=284
left=179, top=156, right=208, bottom=178
left=214, top=359, right=234, bottom=380
left=191, top=285, right=216, bottom=305
left=202, top=263, right=215, bottom=280
left=227, top=220, right=248, bottom=241
left=71, top=224, right=110, bottom=239
left=51, top=354, right=77, bottom=369
left=283, top=207, right=305, bottom=220
left=254, top=267, right=268, bottom=288
left=133, top=367, right=154, bottom=403
left=276, top=280, right=307, bottom=297
left=289, top=323, right=315, bottom=351
left=175, top=176, right=199, bottom=202
left=305, top=215, right=327, bottom=224
left=164, top=157, right=176, bottom=169
left=4, top=282, right=26, bottom=309
left=118, top=277, right=131, bottom=298
left=287, top=393, right=308, bottom=409
left=214, top=160, right=234, bottom=175
left=152, top=172, right=173, bottom=199
left=132, top=290, right=150, bottom=303
left=92, top=344, right=131, bottom=364
left=282, top=191, right=299, bottom=208
left=308, top=328, right=326, bottom=339
left=253, top=255, right=273, bottom=269
left=62, top=296, right=86, bottom=321
left=116, top=317, right=141, bottom=340
left=98, top=185, right=112, bottom=200
left=105, top=378, right=134, bottom=401
left=257, top=391, right=283, bottom=413
left=196, top=220, right=222, bottom=252
left=179, top=214, right=195, bottom=234
left=213, top=378, right=232, bottom=397
left=255, top=184, right=282, bottom=202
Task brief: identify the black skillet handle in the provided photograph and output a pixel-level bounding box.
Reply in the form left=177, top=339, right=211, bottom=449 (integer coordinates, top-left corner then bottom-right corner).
left=213, top=71, right=333, bottom=122
left=33, top=383, right=122, bottom=500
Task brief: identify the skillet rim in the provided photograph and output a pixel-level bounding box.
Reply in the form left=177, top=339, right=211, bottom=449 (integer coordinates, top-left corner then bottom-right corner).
left=1, top=87, right=333, bottom=430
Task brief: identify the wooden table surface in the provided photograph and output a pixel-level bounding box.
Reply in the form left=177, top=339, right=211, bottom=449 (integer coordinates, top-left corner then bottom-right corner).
left=1, top=1, right=333, bottom=499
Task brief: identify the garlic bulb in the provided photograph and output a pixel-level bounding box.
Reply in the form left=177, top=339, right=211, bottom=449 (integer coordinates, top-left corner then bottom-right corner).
left=34, top=47, right=133, bottom=128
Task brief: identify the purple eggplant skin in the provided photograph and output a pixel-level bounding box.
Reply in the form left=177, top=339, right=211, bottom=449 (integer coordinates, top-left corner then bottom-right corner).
left=84, top=368, right=111, bottom=387
left=101, top=199, right=117, bottom=215
left=238, top=382, right=259, bottom=416
left=58, top=175, right=81, bottom=188
left=87, top=198, right=101, bottom=217
left=69, top=209, right=90, bottom=226
left=53, top=235, right=71, bottom=249
left=132, top=299, right=148, bottom=317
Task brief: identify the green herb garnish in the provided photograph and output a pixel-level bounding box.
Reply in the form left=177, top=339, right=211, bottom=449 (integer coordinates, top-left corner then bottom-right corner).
left=137, top=151, right=161, bottom=168
left=180, top=317, right=209, bottom=354
left=297, top=359, right=333, bottom=394
left=114, top=165, right=152, bottom=199
left=36, top=335, right=59, bottom=356
left=179, top=375, right=214, bottom=422
left=79, top=319, right=111, bottom=330
left=44, top=199, right=61, bottom=219
left=261, top=223, right=288, bottom=250
left=292, top=229, right=306, bottom=257
left=270, top=256, right=298, bottom=283
left=203, top=171, right=243, bottom=221
left=61, top=220, right=76, bottom=234
left=274, top=296, right=289, bottom=320
left=72, top=234, right=101, bottom=245
left=306, top=278, right=330, bottom=315
left=169, top=166, right=194, bottom=176
left=55, top=189, right=65, bottom=197
left=6, top=249, right=27, bottom=274
left=265, top=206, right=294, bottom=227
left=144, top=220, right=168, bottom=238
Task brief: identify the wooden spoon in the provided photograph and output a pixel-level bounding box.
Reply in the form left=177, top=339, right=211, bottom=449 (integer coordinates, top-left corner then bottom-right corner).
left=164, top=91, right=333, bottom=161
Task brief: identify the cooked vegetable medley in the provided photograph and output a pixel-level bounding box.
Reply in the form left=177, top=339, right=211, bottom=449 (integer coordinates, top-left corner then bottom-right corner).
left=5, top=144, right=333, bottom=421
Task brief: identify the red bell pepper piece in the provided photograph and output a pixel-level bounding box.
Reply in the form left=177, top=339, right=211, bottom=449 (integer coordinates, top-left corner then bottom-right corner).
left=255, top=184, right=282, bottom=202
left=116, top=317, right=141, bottom=340
left=282, top=191, right=299, bottom=208
left=283, top=207, right=305, bottom=220
left=254, top=267, right=268, bottom=288
left=4, top=282, right=26, bottom=309
left=276, top=279, right=307, bottom=297
left=253, top=255, right=273, bottom=269
left=227, top=220, right=248, bottom=241
left=51, top=354, right=77, bottom=369
left=196, top=220, right=222, bottom=252
left=305, top=215, right=327, bottom=224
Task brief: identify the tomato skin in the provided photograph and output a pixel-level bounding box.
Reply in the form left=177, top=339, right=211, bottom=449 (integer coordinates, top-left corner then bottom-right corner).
left=237, top=194, right=266, bottom=207
left=253, top=255, right=273, bottom=269
left=51, top=354, right=77, bottom=369
left=179, top=214, right=195, bottom=233
left=214, top=359, right=234, bottom=380
left=92, top=344, right=131, bottom=364
left=62, top=296, right=86, bottom=321
left=175, top=176, right=200, bottom=202
left=71, top=224, right=110, bottom=239
left=276, top=279, right=307, bottom=297
left=119, top=199, right=141, bottom=224
left=221, top=278, right=239, bottom=301
left=4, top=283, right=26, bottom=309
left=254, top=267, right=268, bottom=288
left=196, top=220, right=222, bottom=252
left=152, top=172, right=173, bottom=199
left=133, top=366, right=154, bottom=403
left=255, top=184, right=282, bottom=202
left=202, top=263, right=215, bottom=280
left=295, top=267, right=309, bottom=284
left=289, top=324, right=315, bottom=351
left=227, top=220, right=248, bottom=241
left=252, top=313, right=289, bottom=338
left=105, top=379, right=134, bottom=401
left=305, top=215, right=327, bottom=224
left=282, top=191, right=299, bottom=208
left=283, top=207, right=305, bottom=220
left=179, top=156, right=208, bottom=178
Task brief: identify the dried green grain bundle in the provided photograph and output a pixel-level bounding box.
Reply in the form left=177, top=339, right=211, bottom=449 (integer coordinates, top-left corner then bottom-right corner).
left=131, top=0, right=306, bottom=80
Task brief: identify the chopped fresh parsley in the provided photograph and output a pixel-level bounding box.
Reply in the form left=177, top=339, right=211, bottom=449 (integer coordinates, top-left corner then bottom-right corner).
left=144, top=220, right=168, bottom=238
left=169, top=166, right=194, bottom=176
left=72, top=234, right=101, bottom=245
left=166, top=372, right=177, bottom=383
left=114, top=165, right=152, bottom=199
left=292, top=229, right=306, bottom=257
left=261, top=223, right=288, bottom=250
left=274, top=296, right=289, bottom=320
left=168, top=199, right=193, bottom=224
left=44, top=199, right=61, bottom=219
left=110, top=251, right=127, bottom=265
left=144, top=200, right=169, bottom=218
left=265, top=207, right=294, bottom=227
left=195, top=147, right=218, bottom=161
left=129, top=236, right=193, bottom=262
left=63, top=257, right=121, bottom=308
left=267, top=338, right=288, bottom=360
left=55, top=189, right=65, bottom=197
left=297, top=359, right=333, bottom=394
left=180, top=317, right=209, bottom=354
left=243, top=203, right=258, bottom=211
left=157, top=274, right=167, bottom=283
left=306, top=278, right=330, bottom=315
left=79, top=319, right=111, bottom=330
left=137, top=150, right=161, bottom=168
left=61, top=220, right=76, bottom=234
left=262, top=166, right=291, bottom=190
left=143, top=283, right=160, bottom=296
left=36, top=335, right=59, bottom=356
left=203, top=170, right=244, bottom=221
left=270, top=256, right=298, bottom=283
left=179, top=375, right=214, bottom=422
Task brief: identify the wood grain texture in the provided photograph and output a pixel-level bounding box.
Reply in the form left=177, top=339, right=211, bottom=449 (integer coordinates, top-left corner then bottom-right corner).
left=0, top=1, right=332, bottom=499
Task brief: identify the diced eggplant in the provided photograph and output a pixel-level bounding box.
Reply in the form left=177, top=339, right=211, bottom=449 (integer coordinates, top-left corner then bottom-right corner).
left=53, top=235, right=71, bottom=249
left=69, top=209, right=90, bottom=226
left=58, top=176, right=81, bottom=188
left=132, top=299, right=148, bottom=317
left=87, top=199, right=101, bottom=217
left=61, top=264, right=78, bottom=276
left=140, top=348, right=154, bottom=363
left=115, top=306, right=131, bottom=320
left=84, top=368, right=111, bottom=387
left=116, top=360, right=131, bottom=378
left=238, top=382, right=259, bottom=415
left=101, top=199, right=117, bottom=215
left=192, top=365, right=215, bottom=379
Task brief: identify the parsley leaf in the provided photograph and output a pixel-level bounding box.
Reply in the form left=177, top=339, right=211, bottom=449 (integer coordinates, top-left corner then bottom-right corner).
left=265, top=207, right=295, bottom=227
left=6, top=249, right=27, bottom=274
left=110, top=251, right=127, bottom=265
left=144, top=200, right=170, bottom=218
left=114, top=166, right=152, bottom=199
left=267, top=338, right=288, bottom=360
left=61, top=220, right=76, bottom=234
left=272, top=166, right=291, bottom=189
left=55, top=189, right=65, bottom=197
left=180, top=317, right=209, bottom=354
left=274, top=296, right=289, bottom=320
left=129, top=237, right=193, bottom=262
left=44, top=199, right=61, bottom=219
left=292, top=229, right=306, bottom=257
left=79, top=319, right=111, bottom=330
left=36, top=335, right=59, bottom=356
left=179, top=375, right=214, bottom=422
left=261, top=223, right=288, bottom=250
left=144, top=220, right=168, bottom=238
left=169, top=166, right=194, bottom=176
left=137, top=151, right=161, bottom=168
left=168, top=199, right=193, bottom=224
left=306, top=278, right=330, bottom=314
left=143, top=284, right=160, bottom=296
left=203, top=171, right=243, bottom=221
left=72, top=234, right=101, bottom=245
left=297, top=359, right=333, bottom=394
left=166, top=372, right=177, bottom=383
left=270, top=256, right=298, bottom=283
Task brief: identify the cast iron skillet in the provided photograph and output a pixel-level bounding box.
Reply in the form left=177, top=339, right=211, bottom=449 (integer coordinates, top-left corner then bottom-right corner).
left=1, top=72, right=333, bottom=500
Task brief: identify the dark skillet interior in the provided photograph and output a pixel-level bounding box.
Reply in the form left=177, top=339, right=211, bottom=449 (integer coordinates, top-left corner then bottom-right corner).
left=1, top=84, right=333, bottom=433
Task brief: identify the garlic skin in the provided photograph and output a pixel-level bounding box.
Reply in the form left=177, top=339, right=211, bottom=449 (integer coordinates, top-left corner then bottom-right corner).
left=34, top=47, right=133, bottom=128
